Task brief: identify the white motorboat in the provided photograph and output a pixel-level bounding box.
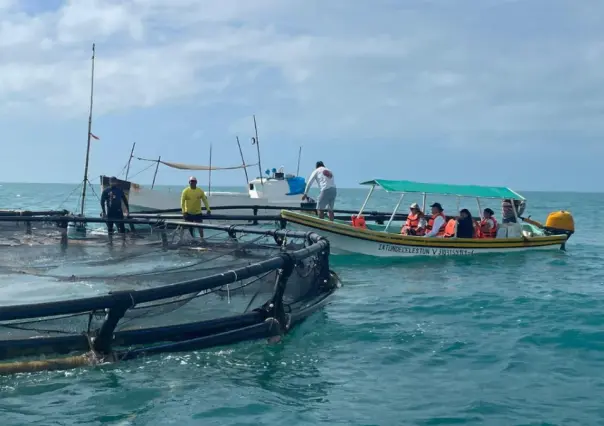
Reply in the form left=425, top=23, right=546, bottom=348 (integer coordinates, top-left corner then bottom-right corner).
left=100, top=161, right=315, bottom=218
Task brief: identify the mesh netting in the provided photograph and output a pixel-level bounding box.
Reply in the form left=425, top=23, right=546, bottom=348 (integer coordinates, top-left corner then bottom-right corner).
left=0, top=214, right=334, bottom=364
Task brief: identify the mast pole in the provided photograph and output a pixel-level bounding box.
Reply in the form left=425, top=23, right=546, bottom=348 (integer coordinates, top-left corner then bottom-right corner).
left=235, top=136, right=249, bottom=185
left=80, top=43, right=96, bottom=216
left=252, top=115, right=264, bottom=186
left=296, top=146, right=302, bottom=176
left=208, top=143, right=212, bottom=196
left=151, top=156, right=161, bottom=189
left=125, top=142, right=136, bottom=180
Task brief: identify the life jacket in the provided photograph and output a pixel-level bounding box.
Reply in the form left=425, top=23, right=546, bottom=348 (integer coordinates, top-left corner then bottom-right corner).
left=351, top=214, right=367, bottom=229
left=426, top=212, right=446, bottom=236
left=405, top=213, right=419, bottom=229
left=401, top=213, right=426, bottom=236
left=443, top=219, right=457, bottom=237
left=479, top=217, right=498, bottom=238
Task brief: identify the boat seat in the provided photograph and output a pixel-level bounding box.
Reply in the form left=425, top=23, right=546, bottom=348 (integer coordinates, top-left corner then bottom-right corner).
left=496, top=226, right=508, bottom=239
left=497, top=223, right=522, bottom=238
left=506, top=223, right=522, bottom=238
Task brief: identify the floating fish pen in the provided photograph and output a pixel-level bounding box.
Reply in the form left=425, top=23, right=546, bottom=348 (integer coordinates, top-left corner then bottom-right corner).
left=128, top=205, right=409, bottom=226
left=0, top=212, right=340, bottom=375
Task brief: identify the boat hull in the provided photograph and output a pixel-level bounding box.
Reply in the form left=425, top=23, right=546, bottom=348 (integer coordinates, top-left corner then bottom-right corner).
left=281, top=210, right=567, bottom=257
left=128, top=188, right=302, bottom=216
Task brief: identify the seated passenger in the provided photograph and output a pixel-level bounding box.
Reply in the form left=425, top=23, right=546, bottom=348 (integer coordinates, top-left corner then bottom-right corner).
left=479, top=208, right=498, bottom=238
left=424, top=202, right=446, bottom=238
left=401, top=203, right=427, bottom=236
left=443, top=218, right=457, bottom=238
left=455, top=209, right=474, bottom=238
left=501, top=199, right=526, bottom=224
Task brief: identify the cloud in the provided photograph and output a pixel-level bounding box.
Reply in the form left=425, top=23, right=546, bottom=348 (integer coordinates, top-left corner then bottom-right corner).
left=0, top=0, right=603, bottom=154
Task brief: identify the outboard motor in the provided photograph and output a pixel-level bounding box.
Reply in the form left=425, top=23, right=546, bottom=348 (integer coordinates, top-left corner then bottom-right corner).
left=544, top=210, right=575, bottom=240
left=522, top=210, right=574, bottom=250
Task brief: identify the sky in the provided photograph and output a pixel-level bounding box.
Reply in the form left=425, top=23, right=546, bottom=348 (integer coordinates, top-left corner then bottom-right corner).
left=0, top=0, right=602, bottom=191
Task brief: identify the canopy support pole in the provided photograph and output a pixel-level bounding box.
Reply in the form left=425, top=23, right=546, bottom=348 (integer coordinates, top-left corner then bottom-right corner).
left=384, top=193, right=405, bottom=232
left=422, top=193, right=427, bottom=213
left=357, top=185, right=375, bottom=217
left=476, top=198, right=483, bottom=219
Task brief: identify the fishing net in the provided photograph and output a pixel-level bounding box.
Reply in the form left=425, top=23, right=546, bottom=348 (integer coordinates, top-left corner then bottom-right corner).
left=0, top=212, right=338, bottom=372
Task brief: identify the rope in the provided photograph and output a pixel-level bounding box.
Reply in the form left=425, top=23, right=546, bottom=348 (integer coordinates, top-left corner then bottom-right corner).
left=57, top=183, right=84, bottom=209
left=128, top=162, right=156, bottom=180
left=226, top=270, right=239, bottom=304
left=85, top=179, right=102, bottom=204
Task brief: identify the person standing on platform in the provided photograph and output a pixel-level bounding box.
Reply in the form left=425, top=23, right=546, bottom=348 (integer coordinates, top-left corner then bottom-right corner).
left=302, top=161, right=337, bottom=221
left=100, top=176, right=130, bottom=237
left=181, top=176, right=211, bottom=238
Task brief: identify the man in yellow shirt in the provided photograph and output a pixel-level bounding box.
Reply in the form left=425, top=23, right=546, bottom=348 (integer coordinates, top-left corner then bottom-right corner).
left=181, top=176, right=211, bottom=238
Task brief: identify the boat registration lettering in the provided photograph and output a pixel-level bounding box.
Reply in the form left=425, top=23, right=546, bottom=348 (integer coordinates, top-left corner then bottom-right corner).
left=432, top=248, right=475, bottom=256
left=377, top=244, right=431, bottom=255
left=377, top=244, right=474, bottom=256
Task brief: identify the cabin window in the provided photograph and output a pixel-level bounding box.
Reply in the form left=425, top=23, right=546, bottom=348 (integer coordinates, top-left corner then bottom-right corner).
left=249, top=183, right=254, bottom=190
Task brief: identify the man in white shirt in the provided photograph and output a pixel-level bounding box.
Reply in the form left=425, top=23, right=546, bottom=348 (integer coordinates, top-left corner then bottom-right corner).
left=424, top=202, right=447, bottom=237
left=302, top=161, right=337, bottom=221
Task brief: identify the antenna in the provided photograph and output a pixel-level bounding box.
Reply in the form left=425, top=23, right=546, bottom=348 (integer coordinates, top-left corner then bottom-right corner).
left=79, top=43, right=96, bottom=216
left=252, top=115, right=264, bottom=186
left=208, top=143, right=213, bottom=195
left=296, top=146, right=302, bottom=177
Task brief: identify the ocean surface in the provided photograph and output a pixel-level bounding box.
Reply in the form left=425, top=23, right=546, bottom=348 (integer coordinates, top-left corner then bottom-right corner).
left=0, top=182, right=602, bottom=425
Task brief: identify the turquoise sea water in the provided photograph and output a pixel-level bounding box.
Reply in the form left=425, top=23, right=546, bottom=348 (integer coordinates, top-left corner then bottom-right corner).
left=0, top=182, right=602, bottom=425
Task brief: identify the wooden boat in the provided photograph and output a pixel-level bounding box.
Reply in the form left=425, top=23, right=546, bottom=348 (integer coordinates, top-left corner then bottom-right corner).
left=281, top=179, right=575, bottom=258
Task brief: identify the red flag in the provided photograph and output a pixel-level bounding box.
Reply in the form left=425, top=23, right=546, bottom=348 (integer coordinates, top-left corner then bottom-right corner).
left=89, top=132, right=99, bottom=140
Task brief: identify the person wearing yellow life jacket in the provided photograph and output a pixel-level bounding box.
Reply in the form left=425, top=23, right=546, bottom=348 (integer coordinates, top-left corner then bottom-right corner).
left=479, top=208, right=498, bottom=238
left=401, top=202, right=427, bottom=236
left=424, top=202, right=447, bottom=237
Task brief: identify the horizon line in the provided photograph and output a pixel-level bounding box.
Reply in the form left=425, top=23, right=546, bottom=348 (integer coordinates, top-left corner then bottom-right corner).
left=0, top=181, right=601, bottom=195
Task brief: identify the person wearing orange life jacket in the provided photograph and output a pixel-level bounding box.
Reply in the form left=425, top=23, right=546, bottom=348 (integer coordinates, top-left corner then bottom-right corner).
left=479, top=208, right=498, bottom=238
left=424, top=202, right=447, bottom=237
left=351, top=214, right=367, bottom=229
left=401, top=202, right=427, bottom=236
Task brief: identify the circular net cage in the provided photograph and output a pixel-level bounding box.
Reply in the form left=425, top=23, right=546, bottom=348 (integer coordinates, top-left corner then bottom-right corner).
left=0, top=211, right=339, bottom=374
